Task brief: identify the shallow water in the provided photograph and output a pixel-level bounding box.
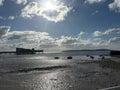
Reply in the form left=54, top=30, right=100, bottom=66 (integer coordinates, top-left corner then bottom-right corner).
left=0, top=54, right=119, bottom=90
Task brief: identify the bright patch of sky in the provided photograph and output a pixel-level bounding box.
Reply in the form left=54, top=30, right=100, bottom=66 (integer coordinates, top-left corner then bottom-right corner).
left=0, top=0, right=120, bottom=51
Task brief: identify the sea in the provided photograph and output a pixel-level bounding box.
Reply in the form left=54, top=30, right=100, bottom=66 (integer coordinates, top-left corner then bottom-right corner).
left=0, top=51, right=119, bottom=90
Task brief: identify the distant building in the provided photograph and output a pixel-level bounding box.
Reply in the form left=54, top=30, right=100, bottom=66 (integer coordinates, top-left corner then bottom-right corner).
left=110, top=50, right=120, bottom=56
left=16, top=48, right=35, bottom=55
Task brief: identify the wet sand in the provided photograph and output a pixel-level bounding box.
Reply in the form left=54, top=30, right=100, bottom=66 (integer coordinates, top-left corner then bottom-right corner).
left=0, top=57, right=120, bottom=90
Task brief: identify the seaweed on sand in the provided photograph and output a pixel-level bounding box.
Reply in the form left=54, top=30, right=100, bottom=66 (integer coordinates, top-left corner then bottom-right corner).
left=8, top=65, right=70, bottom=73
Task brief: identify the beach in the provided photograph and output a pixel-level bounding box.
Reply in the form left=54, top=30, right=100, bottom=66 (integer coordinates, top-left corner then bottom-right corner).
left=0, top=0, right=120, bottom=89
left=0, top=54, right=120, bottom=90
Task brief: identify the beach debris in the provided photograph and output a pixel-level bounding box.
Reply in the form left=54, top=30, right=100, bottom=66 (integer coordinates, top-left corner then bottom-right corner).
left=100, top=55, right=103, bottom=57
left=67, top=56, right=72, bottom=59
left=101, top=56, right=105, bottom=60
left=54, top=57, right=59, bottom=59
left=99, top=55, right=105, bottom=60
left=8, top=65, right=69, bottom=73
left=90, top=56, right=94, bottom=59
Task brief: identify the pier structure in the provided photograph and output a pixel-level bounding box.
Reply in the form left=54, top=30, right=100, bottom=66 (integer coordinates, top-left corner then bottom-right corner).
left=0, top=48, right=43, bottom=55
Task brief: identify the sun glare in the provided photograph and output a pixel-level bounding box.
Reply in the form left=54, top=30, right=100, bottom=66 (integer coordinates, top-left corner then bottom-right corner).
left=44, top=1, right=55, bottom=10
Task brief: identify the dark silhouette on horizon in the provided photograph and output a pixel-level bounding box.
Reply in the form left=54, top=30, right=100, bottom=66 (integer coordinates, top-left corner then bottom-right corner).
left=0, top=48, right=43, bottom=55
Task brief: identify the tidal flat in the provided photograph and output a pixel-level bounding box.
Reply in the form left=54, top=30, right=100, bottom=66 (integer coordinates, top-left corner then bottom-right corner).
left=0, top=55, right=120, bottom=90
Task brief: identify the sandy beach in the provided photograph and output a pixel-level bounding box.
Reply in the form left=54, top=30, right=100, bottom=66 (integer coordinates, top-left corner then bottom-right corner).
left=0, top=55, right=120, bottom=90
left=1, top=0, right=120, bottom=89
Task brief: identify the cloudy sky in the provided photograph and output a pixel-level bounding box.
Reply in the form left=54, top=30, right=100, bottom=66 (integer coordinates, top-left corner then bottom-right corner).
left=0, top=0, right=120, bottom=51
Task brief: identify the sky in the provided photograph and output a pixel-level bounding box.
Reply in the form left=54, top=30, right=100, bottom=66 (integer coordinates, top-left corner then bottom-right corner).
left=0, top=0, right=120, bottom=51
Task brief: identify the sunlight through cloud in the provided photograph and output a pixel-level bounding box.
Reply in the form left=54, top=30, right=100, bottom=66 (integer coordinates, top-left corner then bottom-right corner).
left=44, top=1, right=55, bottom=10
left=21, top=0, right=72, bottom=22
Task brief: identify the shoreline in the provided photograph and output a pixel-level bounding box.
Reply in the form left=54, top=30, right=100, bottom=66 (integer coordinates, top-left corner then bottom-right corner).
left=0, top=56, right=120, bottom=90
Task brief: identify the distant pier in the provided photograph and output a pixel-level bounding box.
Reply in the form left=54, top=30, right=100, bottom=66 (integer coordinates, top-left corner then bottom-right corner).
left=0, top=48, right=43, bottom=55
left=0, top=51, right=16, bottom=54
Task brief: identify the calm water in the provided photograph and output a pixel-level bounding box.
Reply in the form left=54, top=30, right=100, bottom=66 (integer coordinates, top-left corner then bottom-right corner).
left=0, top=51, right=119, bottom=90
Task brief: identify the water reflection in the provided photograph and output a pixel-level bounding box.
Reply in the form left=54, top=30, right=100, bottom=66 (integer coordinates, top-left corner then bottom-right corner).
left=28, top=70, right=74, bottom=90
left=0, top=53, right=117, bottom=90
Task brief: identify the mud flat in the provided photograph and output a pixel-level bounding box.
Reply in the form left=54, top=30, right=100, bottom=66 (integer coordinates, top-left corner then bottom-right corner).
left=0, top=57, right=120, bottom=90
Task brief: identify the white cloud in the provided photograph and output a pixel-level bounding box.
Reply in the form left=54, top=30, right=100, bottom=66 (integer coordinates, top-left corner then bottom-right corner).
left=79, top=31, right=84, bottom=37
left=94, top=28, right=120, bottom=37
left=96, top=40, right=108, bottom=48
left=0, top=26, right=120, bottom=51
left=21, top=1, right=71, bottom=22
left=93, top=30, right=103, bottom=37
left=109, top=0, right=120, bottom=12
left=85, top=0, right=104, bottom=4
left=6, top=31, right=54, bottom=43
left=0, top=26, right=10, bottom=37
left=108, top=37, right=120, bottom=44
left=92, top=10, right=99, bottom=15
left=104, top=28, right=120, bottom=34
left=0, top=0, right=4, bottom=6
left=0, top=44, right=14, bottom=51
left=8, top=16, right=15, bottom=20
left=0, top=16, right=4, bottom=20
left=56, top=36, right=79, bottom=45
left=0, top=28, right=98, bottom=50
left=55, top=35, right=107, bottom=50
left=0, top=16, right=15, bottom=20
left=108, top=37, right=120, bottom=50
left=12, top=0, right=27, bottom=5
left=4, top=30, right=59, bottom=51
